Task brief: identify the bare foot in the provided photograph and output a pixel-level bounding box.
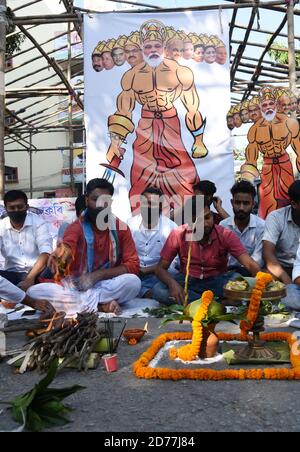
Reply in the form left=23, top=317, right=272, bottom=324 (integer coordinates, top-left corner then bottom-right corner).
left=98, top=300, right=122, bottom=315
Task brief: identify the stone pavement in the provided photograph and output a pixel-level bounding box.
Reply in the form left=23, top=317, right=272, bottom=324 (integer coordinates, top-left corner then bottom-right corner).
left=0, top=318, right=300, bottom=432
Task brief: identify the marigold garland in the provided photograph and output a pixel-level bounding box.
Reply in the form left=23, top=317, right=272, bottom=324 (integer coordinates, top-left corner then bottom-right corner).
left=169, top=290, right=214, bottom=362
left=240, top=272, right=273, bottom=337
left=133, top=331, right=300, bottom=381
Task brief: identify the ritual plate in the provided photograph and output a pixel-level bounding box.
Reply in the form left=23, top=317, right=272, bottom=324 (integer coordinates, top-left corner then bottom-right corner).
left=223, top=287, right=286, bottom=302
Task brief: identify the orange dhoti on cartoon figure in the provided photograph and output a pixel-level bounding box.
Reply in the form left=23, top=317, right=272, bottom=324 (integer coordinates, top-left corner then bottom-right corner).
left=129, top=107, right=199, bottom=207
left=259, top=153, right=295, bottom=219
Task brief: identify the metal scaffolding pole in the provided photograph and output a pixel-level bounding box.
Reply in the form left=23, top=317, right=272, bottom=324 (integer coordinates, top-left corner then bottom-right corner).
left=0, top=0, right=6, bottom=199
left=287, top=0, right=297, bottom=93
left=68, top=19, right=75, bottom=195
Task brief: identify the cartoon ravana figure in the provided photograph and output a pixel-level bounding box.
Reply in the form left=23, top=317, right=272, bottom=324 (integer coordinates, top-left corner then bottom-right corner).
left=240, top=86, right=300, bottom=219
left=104, top=20, right=209, bottom=211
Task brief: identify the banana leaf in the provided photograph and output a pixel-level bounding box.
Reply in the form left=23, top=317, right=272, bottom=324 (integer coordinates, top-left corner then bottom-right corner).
left=0, top=360, right=85, bottom=432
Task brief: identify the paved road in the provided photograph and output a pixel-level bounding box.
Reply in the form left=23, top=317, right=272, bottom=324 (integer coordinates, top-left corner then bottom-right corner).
left=0, top=318, right=299, bottom=432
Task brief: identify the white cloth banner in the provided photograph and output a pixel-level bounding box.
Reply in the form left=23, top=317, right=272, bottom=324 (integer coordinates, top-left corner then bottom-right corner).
left=84, top=11, right=233, bottom=221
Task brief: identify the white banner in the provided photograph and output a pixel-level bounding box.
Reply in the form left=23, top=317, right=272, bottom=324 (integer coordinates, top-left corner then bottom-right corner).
left=85, top=11, right=233, bottom=221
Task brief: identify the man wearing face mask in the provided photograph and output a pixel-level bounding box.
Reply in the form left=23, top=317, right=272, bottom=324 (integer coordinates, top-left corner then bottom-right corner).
left=28, top=179, right=141, bottom=315
left=220, top=181, right=265, bottom=276
left=128, top=187, right=177, bottom=298
left=0, top=190, right=52, bottom=291
left=263, top=181, right=300, bottom=286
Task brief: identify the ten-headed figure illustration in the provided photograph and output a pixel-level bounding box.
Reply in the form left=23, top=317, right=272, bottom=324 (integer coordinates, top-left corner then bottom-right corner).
left=104, top=20, right=209, bottom=210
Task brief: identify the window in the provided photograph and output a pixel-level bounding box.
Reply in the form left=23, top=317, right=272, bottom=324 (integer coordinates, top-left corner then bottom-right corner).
left=5, top=166, right=18, bottom=183
left=44, top=191, right=56, bottom=199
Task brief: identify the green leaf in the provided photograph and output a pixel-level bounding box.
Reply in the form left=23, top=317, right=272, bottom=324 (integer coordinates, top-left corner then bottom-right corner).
left=26, top=408, right=46, bottom=432
left=35, top=359, right=59, bottom=395
left=160, top=314, right=192, bottom=327
left=35, top=386, right=85, bottom=403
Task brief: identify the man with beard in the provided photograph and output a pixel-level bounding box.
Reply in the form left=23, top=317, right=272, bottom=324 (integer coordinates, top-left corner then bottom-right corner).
left=220, top=181, right=265, bottom=276
left=165, top=28, right=184, bottom=61
left=227, top=107, right=235, bottom=131
left=92, top=52, right=103, bottom=72
left=124, top=32, right=144, bottom=67
left=105, top=21, right=209, bottom=212
left=275, top=87, right=292, bottom=116
left=248, top=96, right=262, bottom=123
left=128, top=187, right=177, bottom=298
left=240, top=86, right=300, bottom=219
left=152, top=197, right=260, bottom=304
left=263, top=181, right=300, bottom=293
left=28, top=179, right=141, bottom=315
left=0, top=190, right=52, bottom=290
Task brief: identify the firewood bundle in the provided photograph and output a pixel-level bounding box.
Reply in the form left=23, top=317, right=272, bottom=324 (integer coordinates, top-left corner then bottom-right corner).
left=15, top=312, right=108, bottom=373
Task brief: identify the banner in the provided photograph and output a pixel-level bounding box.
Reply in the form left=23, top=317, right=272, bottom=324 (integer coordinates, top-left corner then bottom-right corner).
left=228, top=86, right=300, bottom=219
left=0, top=198, right=76, bottom=240
left=85, top=11, right=233, bottom=221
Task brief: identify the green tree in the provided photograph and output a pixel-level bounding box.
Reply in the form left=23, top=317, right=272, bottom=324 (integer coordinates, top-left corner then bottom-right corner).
left=6, top=7, right=26, bottom=56
left=268, top=38, right=300, bottom=66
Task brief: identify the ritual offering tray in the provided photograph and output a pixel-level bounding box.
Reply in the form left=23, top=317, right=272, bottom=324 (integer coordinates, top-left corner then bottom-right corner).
left=224, top=278, right=286, bottom=302
left=224, top=276, right=287, bottom=362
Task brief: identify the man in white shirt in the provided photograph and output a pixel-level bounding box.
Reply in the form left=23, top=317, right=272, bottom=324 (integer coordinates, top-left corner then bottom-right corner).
left=128, top=187, right=177, bottom=298
left=0, top=190, right=53, bottom=291
left=282, top=241, right=300, bottom=311
left=263, top=181, right=300, bottom=285
left=220, top=181, right=265, bottom=276
left=0, top=274, right=55, bottom=315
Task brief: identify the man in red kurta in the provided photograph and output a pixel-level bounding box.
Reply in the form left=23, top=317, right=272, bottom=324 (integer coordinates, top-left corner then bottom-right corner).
left=153, top=202, right=260, bottom=305
left=28, top=179, right=141, bottom=315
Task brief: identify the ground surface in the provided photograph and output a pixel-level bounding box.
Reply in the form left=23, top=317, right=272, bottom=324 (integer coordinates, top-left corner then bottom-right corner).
left=0, top=318, right=300, bottom=433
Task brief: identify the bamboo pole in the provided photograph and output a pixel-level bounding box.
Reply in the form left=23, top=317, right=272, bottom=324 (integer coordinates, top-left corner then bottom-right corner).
left=231, top=6, right=258, bottom=88
left=68, top=20, right=75, bottom=195
left=16, top=24, right=83, bottom=110
left=0, top=0, right=6, bottom=199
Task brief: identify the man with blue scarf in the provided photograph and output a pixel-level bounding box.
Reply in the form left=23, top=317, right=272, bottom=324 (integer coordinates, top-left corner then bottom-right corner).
left=28, top=179, right=141, bottom=315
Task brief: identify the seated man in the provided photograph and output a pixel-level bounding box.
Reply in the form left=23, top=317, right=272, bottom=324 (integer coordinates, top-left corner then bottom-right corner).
left=0, top=190, right=53, bottom=291
left=283, top=241, right=300, bottom=311
left=57, top=194, right=86, bottom=244
left=220, top=181, right=265, bottom=276
left=128, top=187, right=177, bottom=298
left=28, top=178, right=141, bottom=315
left=263, top=181, right=300, bottom=285
left=0, top=274, right=55, bottom=317
left=171, top=179, right=229, bottom=226
left=152, top=198, right=260, bottom=305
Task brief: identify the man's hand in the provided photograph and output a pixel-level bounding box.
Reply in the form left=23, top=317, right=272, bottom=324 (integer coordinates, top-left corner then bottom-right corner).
left=74, top=272, right=99, bottom=292
left=23, top=295, right=56, bottom=317
left=213, top=196, right=223, bottom=213
left=48, top=244, right=72, bottom=277
left=192, top=135, right=209, bottom=159
left=106, top=135, right=124, bottom=163
left=18, top=278, right=35, bottom=292
left=169, top=281, right=185, bottom=305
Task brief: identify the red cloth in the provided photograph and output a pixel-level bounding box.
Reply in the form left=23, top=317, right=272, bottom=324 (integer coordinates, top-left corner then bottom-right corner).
left=63, top=219, right=140, bottom=276
left=160, top=224, right=247, bottom=279
left=130, top=107, right=200, bottom=210
left=259, top=153, right=295, bottom=219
